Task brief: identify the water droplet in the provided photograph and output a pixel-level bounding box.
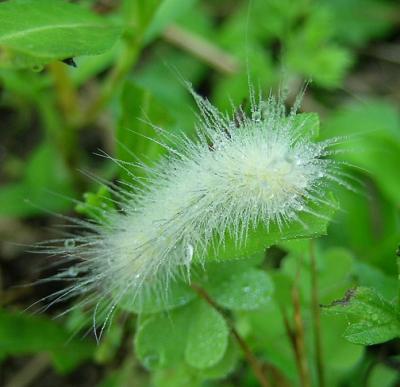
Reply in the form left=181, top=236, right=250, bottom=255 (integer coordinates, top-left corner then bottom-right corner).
left=66, top=267, right=78, bottom=277
left=143, top=353, right=160, bottom=368
left=184, top=243, right=194, bottom=265
left=64, top=239, right=75, bottom=249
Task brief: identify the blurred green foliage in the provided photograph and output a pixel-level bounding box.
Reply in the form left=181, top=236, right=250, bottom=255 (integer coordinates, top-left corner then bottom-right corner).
left=0, top=0, right=399, bottom=386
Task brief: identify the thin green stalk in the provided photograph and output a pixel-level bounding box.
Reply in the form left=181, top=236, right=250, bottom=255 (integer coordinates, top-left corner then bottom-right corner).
left=310, top=240, right=324, bottom=387
left=396, top=251, right=400, bottom=310
left=49, top=61, right=79, bottom=124
left=292, top=272, right=311, bottom=387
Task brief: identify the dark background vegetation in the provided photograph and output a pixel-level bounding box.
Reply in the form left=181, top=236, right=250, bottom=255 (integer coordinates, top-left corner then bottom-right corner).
left=0, top=0, right=400, bottom=386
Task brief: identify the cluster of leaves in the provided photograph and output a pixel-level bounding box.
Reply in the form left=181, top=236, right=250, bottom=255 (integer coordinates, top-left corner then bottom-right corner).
left=1, top=0, right=399, bottom=386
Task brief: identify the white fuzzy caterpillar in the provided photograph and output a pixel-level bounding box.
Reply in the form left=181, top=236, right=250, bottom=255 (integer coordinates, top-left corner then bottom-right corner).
left=41, top=86, right=347, bottom=335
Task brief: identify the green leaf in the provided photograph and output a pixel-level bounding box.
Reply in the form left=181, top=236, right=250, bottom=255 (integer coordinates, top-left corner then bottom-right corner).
left=135, top=300, right=229, bottom=371
left=201, top=338, right=238, bottom=379
left=184, top=300, right=228, bottom=369
left=0, top=309, right=94, bottom=372
left=75, top=185, right=116, bottom=224
left=323, top=287, right=400, bottom=345
left=204, top=266, right=274, bottom=311
left=120, top=278, right=196, bottom=314
left=0, top=0, right=122, bottom=69
left=203, top=193, right=337, bottom=262
left=292, top=112, right=320, bottom=139
left=135, top=305, right=191, bottom=370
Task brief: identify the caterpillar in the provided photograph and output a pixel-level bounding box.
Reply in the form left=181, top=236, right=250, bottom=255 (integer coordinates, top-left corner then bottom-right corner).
left=39, top=85, right=347, bottom=338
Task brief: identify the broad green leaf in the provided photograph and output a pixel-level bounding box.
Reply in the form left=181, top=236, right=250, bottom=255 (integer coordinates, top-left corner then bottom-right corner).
left=0, top=309, right=94, bottom=372
left=135, top=300, right=229, bottom=371
left=204, top=266, right=274, bottom=311
left=203, top=193, right=337, bottom=262
left=184, top=300, right=228, bottom=369
left=135, top=305, right=191, bottom=369
left=323, top=287, right=400, bottom=345
left=0, top=0, right=122, bottom=69
left=121, top=278, right=196, bottom=314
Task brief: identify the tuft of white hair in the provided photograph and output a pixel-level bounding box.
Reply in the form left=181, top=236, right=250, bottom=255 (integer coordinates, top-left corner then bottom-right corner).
left=39, top=86, right=348, bottom=338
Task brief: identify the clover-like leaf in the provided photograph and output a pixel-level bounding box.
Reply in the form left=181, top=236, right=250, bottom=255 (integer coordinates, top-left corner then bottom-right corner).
left=323, top=287, right=400, bottom=345
left=184, top=300, right=229, bottom=369
left=135, top=300, right=229, bottom=371
left=205, top=266, right=274, bottom=311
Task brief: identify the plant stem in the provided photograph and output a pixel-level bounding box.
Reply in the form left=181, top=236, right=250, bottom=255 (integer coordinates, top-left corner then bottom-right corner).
left=292, top=269, right=311, bottom=387
left=162, top=24, right=240, bottom=75
left=191, top=283, right=270, bottom=387
left=48, top=61, right=79, bottom=123
left=5, top=354, right=50, bottom=387
left=310, top=240, right=325, bottom=387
